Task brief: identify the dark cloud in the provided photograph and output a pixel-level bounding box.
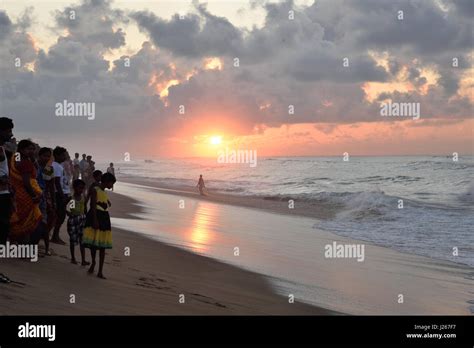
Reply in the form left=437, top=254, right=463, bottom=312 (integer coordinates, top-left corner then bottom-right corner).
left=53, top=0, right=127, bottom=50
left=0, top=11, right=13, bottom=40
left=439, top=74, right=460, bottom=97
left=288, top=49, right=388, bottom=82
left=131, top=2, right=243, bottom=58
left=306, top=0, right=473, bottom=97
left=0, top=0, right=472, bottom=155
left=450, top=0, right=474, bottom=17
left=310, top=0, right=473, bottom=53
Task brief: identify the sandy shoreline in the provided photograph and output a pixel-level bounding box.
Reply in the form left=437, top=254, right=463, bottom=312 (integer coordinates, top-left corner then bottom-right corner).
left=2, top=175, right=473, bottom=315
left=115, top=175, right=342, bottom=220
left=109, top=177, right=474, bottom=315
left=0, top=189, right=333, bottom=315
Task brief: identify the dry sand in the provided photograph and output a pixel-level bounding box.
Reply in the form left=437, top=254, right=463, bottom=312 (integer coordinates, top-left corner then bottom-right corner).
left=0, top=191, right=333, bottom=315
left=2, top=175, right=472, bottom=315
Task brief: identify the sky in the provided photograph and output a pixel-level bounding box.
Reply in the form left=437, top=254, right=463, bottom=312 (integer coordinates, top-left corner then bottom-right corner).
left=0, top=0, right=473, bottom=160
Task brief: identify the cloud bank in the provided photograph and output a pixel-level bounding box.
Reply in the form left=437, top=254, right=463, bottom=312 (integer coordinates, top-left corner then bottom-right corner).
left=0, top=0, right=472, bottom=156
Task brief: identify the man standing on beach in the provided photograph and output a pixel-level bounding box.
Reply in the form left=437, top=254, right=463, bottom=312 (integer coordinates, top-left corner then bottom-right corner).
left=0, top=117, right=14, bottom=245
left=79, top=154, right=89, bottom=182
left=51, top=147, right=70, bottom=245
left=72, top=153, right=80, bottom=181
left=86, top=156, right=94, bottom=185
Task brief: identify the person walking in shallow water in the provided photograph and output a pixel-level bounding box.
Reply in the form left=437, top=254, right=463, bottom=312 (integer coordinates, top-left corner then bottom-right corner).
left=197, top=174, right=206, bottom=196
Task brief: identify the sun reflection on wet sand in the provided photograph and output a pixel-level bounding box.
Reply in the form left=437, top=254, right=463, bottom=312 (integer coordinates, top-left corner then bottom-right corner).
left=187, top=203, right=217, bottom=253
left=110, top=182, right=474, bottom=315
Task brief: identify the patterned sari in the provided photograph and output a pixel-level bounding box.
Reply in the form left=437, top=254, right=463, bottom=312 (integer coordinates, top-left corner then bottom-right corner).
left=9, top=157, right=43, bottom=242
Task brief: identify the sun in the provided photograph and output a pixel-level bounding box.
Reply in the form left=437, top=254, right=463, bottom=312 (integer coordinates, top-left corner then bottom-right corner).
left=210, top=135, right=222, bottom=145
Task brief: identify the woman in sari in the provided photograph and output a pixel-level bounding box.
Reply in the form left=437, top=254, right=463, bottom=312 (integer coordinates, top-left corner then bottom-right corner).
left=9, top=139, right=43, bottom=243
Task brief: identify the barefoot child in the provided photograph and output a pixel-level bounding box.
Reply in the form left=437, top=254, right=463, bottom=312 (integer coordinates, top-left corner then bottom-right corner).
left=82, top=172, right=116, bottom=279
left=66, top=179, right=88, bottom=265
left=85, top=170, right=102, bottom=210
left=106, top=163, right=115, bottom=191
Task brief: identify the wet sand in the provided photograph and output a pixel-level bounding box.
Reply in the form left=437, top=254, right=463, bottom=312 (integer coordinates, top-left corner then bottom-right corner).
left=2, top=176, right=472, bottom=315
left=115, top=175, right=341, bottom=220
left=108, top=177, right=474, bottom=315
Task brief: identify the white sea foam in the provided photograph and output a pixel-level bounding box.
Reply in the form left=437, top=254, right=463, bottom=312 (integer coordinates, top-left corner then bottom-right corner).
left=98, top=156, right=473, bottom=266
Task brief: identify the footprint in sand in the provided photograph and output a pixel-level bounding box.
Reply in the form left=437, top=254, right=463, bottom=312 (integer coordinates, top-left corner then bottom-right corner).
left=111, top=257, right=122, bottom=266
left=103, top=257, right=122, bottom=266
left=135, top=276, right=171, bottom=291
left=0, top=293, right=15, bottom=300
left=190, top=293, right=227, bottom=308
left=147, top=273, right=166, bottom=282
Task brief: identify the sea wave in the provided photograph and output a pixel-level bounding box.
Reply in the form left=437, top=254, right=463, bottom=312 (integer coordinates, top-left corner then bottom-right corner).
left=111, top=157, right=474, bottom=267
left=406, top=160, right=474, bottom=171
left=458, top=183, right=474, bottom=204
left=313, top=190, right=474, bottom=267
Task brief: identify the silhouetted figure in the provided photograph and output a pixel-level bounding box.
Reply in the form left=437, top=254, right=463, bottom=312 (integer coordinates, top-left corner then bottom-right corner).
left=197, top=175, right=206, bottom=196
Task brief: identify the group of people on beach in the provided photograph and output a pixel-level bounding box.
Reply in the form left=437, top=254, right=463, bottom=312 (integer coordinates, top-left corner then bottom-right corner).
left=0, top=117, right=117, bottom=280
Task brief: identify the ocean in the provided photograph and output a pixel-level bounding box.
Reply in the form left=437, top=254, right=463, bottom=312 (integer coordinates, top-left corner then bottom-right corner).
left=104, top=156, right=474, bottom=267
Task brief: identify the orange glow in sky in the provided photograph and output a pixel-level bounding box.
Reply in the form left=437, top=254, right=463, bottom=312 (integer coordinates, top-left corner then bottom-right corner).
left=158, top=118, right=474, bottom=158
left=158, top=79, right=180, bottom=98
left=203, top=57, right=223, bottom=70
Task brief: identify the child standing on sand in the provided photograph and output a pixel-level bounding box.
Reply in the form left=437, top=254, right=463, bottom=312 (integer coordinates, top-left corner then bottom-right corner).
left=85, top=170, right=102, bottom=210
left=106, top=163, right=115, bottom=191
left=106, top=163, right=115, bottom=176
left=82, top=172, right=116, bottom=279
left=66, top=179, right=89, bottom=265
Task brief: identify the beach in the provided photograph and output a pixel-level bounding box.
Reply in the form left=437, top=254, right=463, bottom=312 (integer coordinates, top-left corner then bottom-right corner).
left=1, top=175, right=473, bottom=315
left=1, top=0, right=473, bottom=344
left=0, top=189, right=331, bottom=315
left=109, top=177, right=474, bottom=315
